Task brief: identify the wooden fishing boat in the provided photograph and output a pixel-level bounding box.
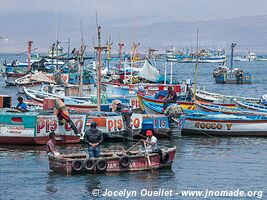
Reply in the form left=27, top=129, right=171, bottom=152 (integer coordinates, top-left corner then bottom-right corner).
left=194, top=100, right=267, bottom=116
left=84, top=112, right=143, bottom=140
left=48, top=147, right=176, bottom=174
left=24, top=87, right=98, bottom=110
left=137, top=92, right=196, bottom=111
left=194, top=89, right=258, bottom=103
left=234, top=99, right=267, bottom=112
left=0, top=108, right=85, bottom=144
left=15, top=71, right=56, bottom=93
left=176, top=111, right=267, bottom=136
left=141, top=114, right=171, bottom=138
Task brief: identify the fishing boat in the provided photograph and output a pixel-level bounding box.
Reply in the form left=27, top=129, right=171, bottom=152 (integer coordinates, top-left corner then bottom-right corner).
left=0, top=108, right=85, bottom=144
left=194, top=100, right=267, bottom=116
left=84, top=112, right=143, bottom=140
left=48, top=146, right=176, bottom=174
left=176, top=111, right=267, bottom=136
left=234, top=99, right=267, bottom=112
left=138, top=91, right=237, bottom=114
left=193, top=88, right=258, bottom=103
left=23, top=87, right=98, bottom=110
left=213, top=43, right=253, bottom=84
left=15, top=71, right=56, bottom=93
left=234, top=50, right=256, bottom=62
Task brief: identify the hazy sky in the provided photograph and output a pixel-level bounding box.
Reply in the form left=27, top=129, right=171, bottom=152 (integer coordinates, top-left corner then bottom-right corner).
left=1, top=0, right=267, bottom=22
left=1, top=0, right=267, bottom=53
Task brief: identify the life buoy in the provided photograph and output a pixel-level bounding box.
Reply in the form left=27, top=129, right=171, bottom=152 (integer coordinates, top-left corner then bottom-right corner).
left=72, top=160, right=84, bottom=171
left=96, top=159, right=107, bottom=171
left=119, top=156, right=130, bottom=168
left=83, top=159, right=95, bottom=171
left=160, top=152, right=170, bottom=164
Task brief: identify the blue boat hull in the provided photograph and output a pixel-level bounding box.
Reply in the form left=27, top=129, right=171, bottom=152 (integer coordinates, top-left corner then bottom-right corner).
left=214, top=73, right=253, bottom=84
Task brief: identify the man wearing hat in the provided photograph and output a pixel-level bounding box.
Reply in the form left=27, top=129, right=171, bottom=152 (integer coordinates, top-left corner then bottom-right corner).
left=143, top=130, right=158, bottom=152
left=84, top=122, right=103, bottom=158
left=15, top=96, right=28, bottom=112
left=163, top=86, right=178, bottom=111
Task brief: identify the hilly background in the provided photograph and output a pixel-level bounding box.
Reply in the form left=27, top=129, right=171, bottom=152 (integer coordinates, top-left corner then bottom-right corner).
left=0, top=12, right=267, bottom=54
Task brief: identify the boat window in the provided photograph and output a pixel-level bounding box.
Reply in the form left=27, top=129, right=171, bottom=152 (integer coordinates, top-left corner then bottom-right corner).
left=12, top=117, right=23, bottom=123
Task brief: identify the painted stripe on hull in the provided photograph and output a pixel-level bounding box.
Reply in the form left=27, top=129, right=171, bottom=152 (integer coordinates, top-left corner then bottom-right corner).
left=182, top=129, right=267, bottom=137
left=0, top=135, right=80, bottom=145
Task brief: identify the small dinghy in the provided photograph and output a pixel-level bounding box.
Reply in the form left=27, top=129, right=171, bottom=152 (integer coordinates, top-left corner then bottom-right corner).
left=48, top=142, right=176, bottom=174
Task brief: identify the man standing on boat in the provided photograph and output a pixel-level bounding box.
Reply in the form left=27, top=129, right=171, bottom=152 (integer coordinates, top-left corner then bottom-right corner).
left=163, top=86, right=178, bottom=111
left=84, top=122, right=103, bottom=158
left=15, top=96, right=28, bottom=112
left=46, top=132, right=61, bottom=157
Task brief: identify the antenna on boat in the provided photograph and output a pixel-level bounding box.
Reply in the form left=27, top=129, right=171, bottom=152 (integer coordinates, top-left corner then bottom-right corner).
left=94, top=12, right=107, bottom=111
left=193, top=28, right=199, bottom=100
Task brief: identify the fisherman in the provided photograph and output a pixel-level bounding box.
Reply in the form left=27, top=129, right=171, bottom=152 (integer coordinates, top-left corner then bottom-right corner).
left=142, top=130, right=164, bottom=161
left=11, top=60, right=16, bottom=67
left=110, top=100, right=123, bottom=112
left=163, top=86, right=178, bottom=111
left=84, top=122, right=103, bottom=158
left=142, top=130, right=158, bottom=152
left=15, top=96, right=28, bottom=112
left=46, top=132, right=61, bottom=157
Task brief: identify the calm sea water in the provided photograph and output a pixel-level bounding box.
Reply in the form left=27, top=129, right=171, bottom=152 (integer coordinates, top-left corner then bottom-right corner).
left=0, top=54, right=266, bottom=200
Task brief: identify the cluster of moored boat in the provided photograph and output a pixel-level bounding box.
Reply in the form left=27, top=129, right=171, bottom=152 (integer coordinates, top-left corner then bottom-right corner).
left=1, top=39, right=266, bottom=175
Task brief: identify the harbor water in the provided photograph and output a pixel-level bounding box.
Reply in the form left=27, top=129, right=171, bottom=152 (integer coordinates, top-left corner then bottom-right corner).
left=0, top=54, right=266, bottom=199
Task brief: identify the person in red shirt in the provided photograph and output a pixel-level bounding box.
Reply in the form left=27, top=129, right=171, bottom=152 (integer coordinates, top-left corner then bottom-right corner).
left=163, top=86, right=178, bottom=111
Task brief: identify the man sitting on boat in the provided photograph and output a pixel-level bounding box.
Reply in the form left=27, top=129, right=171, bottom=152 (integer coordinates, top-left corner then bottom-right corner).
left=46, top=132, right=61, bottom=157
left=15, top=96, right=28, bottom=112
left=84, top=122, right=103, bottom=158
left=163, top=86, right=178, bottom=111
left=143, top=130, right=158, bottom=152
left=142, top=130, right=164, bottom=161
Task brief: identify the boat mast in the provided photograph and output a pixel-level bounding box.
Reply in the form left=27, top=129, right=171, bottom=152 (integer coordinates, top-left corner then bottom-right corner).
left=193, top=28, right=199, bottom=100
left=79, top=44, right=86, bottom=97
left=107, top=36, right=113, bottom=72
left=118, top=41, right=125, bottom=70
left=67, top=37, right=70, bottom=68
left=95, top=14, right=107, bottom=111
left=27, top=41, right=33, bottom=72
left=230, top=43, right=236, bottom=71
left=78, top=22, right=85, bottom=97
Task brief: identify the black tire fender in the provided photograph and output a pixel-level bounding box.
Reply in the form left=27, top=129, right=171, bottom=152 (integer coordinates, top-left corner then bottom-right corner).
left=83, top=159, right=95, bottom=171
left=161, top=152, right=170, bottom=164
left=72, top=160, right=84, bottom=171
left=119, top=156, right=131, bottom=168
left=96, top=159, right=108, bottom=171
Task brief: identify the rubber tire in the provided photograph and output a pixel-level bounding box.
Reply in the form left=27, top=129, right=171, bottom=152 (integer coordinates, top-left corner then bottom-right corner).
left=119, top=156, right=130, bottom=168
left=161, top=152, right=170, bottom=164
left=96, top=159, right=108, bottom=171
left=72, top=160, right=84, bottom=171
left=83, top=159, right=95, bottom=171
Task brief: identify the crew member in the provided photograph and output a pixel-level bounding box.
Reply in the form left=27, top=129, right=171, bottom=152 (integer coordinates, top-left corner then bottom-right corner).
left=15, top=96, right=28, bottom=112
left=143, top=130, right=158, bottom=152
left=163, top=86, right=178, bottom=111
left=84, top=122, right=103, bottom=158
left=46, top=132, right=61, bottom=157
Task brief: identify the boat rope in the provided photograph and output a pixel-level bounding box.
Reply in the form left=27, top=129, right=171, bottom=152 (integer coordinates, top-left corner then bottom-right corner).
left=198, top=129, right=217, bottom=138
